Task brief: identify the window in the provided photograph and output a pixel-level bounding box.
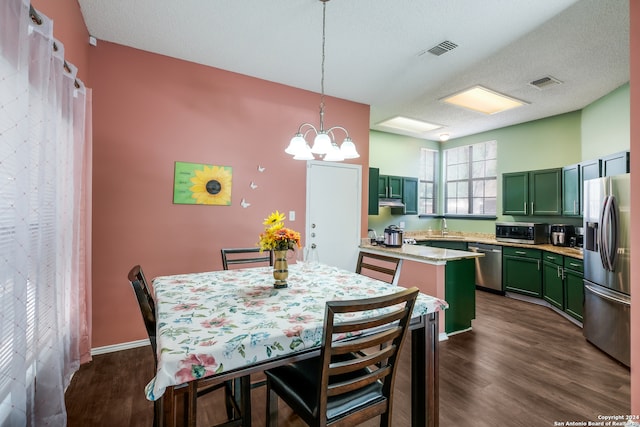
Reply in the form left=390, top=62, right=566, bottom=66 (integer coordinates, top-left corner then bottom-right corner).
left=418, top=148, right=438, bottom=215
left=444, top=141, right=497, bottom=216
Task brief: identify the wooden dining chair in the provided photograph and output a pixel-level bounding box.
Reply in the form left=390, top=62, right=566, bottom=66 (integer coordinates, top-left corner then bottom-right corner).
left=355, top=251, right=402, bottom=285
left=221, top=247, right=274, bottom=270
left=265, top=286, right=419, bottom=427
left=128, top=265, right=250, bottom=427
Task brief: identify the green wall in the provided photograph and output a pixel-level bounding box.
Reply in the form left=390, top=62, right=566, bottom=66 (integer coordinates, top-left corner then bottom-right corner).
left=581, top=83, right=630, bottom=160
left=368, top=83, right=630, bottom=235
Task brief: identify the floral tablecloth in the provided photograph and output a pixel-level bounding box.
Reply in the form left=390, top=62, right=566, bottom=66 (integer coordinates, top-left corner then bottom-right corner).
left=145, top=262, right=448, bottom=401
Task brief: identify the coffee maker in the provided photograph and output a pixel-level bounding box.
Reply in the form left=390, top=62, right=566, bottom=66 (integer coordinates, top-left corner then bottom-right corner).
left=549, top=224, right=576, bottom=247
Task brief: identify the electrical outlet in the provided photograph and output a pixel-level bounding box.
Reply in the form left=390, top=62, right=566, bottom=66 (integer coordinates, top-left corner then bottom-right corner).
left=289, top=211, right=295, bottom=221
left=399, top=221, right=405, bottom=229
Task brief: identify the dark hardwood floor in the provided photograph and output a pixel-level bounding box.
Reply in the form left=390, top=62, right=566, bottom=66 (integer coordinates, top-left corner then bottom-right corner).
left=65, top=290, right=630, bottom=426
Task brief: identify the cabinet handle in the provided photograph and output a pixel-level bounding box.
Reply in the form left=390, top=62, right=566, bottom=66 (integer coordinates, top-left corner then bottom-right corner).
left=561, top=267, right=566, bottom=280
left=537, top=260, right=541, bottom=270
left=515, top=251, right=527, bottom=255
left=524, top=202, right=527, bottom=214
left=557, top=266, right=561, bottom=278
left=574, top=200, right=578, bottom=214
left=569, top=262, right=580, bottom=268
left=546, top=256, right=556, bottom=261
left=530, top=202, right=534, bottom=214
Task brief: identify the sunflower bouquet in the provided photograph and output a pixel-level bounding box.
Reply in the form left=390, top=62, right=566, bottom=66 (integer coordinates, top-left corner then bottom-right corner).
left=258, top=211, right=302, bottom=252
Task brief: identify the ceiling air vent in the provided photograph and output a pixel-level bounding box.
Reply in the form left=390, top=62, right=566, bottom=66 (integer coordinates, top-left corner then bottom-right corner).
left=423, top=40, right=458, bottom=56
left=529, top=75, right=563, bottom=90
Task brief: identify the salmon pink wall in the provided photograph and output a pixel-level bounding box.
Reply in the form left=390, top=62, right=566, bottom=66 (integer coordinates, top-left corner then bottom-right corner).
left=89, top=42, right=370, bottom=347
left=30, top=0, right=90, bottom=84
left=398, top=261, right=446, bottom=335
left=630, top=0, right=639, bottom=415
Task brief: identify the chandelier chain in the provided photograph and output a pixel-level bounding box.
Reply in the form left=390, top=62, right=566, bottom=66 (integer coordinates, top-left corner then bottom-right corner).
left=319, top=0, right=327, bottom=128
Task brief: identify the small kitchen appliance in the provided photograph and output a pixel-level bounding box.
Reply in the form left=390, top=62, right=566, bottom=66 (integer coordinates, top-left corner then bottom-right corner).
left=495, top=222, right=547, bottom=244
left=549, top=224, right=575, bottom=247
left=383, top=225, right=404, bottom=247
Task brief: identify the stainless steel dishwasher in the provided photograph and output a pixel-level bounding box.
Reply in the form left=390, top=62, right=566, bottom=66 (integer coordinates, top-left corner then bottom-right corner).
left=468, top=243, right=503, bottom=293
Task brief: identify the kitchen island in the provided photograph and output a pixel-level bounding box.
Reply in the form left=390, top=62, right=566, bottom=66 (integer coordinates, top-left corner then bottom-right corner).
left=359, top=243, right=482, bottom=337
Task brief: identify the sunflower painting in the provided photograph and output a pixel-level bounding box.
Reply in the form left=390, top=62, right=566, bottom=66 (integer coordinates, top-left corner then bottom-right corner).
left=173, top=162, right=232, bottom=205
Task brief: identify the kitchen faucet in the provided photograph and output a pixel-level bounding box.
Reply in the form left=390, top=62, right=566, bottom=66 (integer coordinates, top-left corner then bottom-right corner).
left=442, top=218, right=448, bottom=236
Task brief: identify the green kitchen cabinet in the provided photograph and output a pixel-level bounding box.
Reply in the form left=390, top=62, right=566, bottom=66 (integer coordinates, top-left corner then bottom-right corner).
left=503, top=246, right=542, bottom=297
left=563, top=257, right=584, bottom=321
left=529, top=168, right=562, bottom=216
left=580, top=159, right=601, bottom=182
left=502, top=172, right=528, bottom=215
left=402, top=177, right=418, bottom=215
left=444, top=258, right=476, bottom=334
left=542, top=252, right=564, bottom=310
left=378, top=175, right=403, bottom=198
left=562, top=163, right=580, bottom=216
left=601, top=150, right=630, bottom=177
left=368, top=168, right=380, bottom=215
left=502, top=168, right=562, bottom=216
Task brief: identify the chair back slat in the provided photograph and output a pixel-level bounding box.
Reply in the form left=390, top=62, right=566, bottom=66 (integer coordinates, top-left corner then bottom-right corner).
left=221, top=248, right=273, bottom=270
left=355, top=252, right=402, bottom=285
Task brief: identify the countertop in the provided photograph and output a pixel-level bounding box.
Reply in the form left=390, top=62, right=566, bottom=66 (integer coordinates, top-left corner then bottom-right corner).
left=359, top=243, right=483, bottom=265
left=403, top=231, right=584, bottom=260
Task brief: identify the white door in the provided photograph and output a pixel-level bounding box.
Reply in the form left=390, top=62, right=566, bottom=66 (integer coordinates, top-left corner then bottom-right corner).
left=306, top=161, right=362, bottom=271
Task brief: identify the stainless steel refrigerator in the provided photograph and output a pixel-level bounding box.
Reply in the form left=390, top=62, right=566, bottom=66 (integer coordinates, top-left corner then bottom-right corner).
left=583, top=173, right=630, bottom=367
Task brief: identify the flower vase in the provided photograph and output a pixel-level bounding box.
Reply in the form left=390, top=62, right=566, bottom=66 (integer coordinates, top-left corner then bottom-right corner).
left=273, top=250, right=289, bottom=289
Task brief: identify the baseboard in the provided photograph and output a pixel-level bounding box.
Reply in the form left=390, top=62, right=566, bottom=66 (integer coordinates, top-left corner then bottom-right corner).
left=91, top=338, right=150, bottom=356
left=446, top=327, right=472, bottom=338
left=439, top=332, right=449, bottom=341
left=505, top=292, right=583, bottom=328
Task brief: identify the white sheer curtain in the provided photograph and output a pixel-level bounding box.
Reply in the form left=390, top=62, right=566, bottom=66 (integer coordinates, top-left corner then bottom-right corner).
left=0, top=0, right=92, bottom=425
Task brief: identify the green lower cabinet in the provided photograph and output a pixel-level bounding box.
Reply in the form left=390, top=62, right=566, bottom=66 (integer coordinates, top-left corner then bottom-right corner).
left=542, top=252, right=584, bottom=321
left=503, top=248, right=542, bottom=297
left=564, top=257, right=584, bottom=321
left=542, top=260, right=564, bottom=310
left=445, top=258, right=476, bottom=334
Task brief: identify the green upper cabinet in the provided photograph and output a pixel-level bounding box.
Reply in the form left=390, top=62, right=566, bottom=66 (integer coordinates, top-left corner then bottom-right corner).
left=601, top=150, right=630, bottom=177
left=580, top=159, right=602, bottom=182
left=502, top=172, right=529, bottom=215
left=378, top=175, right=403, bottom=199
left=402, top=177, right=418, bottom=215
left=502, top=168, right=562, bottom=216
left=562, top=164, right=580, bottom=216
left=368, top=167, right=380, bottom=215
left=530, top=168, right=562, bottom=215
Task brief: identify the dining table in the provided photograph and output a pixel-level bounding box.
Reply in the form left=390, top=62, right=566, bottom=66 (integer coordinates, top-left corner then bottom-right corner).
left=146, top=262, right=448, bottom=427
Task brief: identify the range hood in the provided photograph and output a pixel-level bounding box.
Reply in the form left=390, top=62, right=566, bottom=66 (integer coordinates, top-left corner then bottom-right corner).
left=379, top=198, right=406, bottom=209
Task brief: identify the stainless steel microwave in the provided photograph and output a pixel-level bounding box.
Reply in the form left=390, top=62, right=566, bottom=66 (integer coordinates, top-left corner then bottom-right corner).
left=495, top=222, right=547, bottom=244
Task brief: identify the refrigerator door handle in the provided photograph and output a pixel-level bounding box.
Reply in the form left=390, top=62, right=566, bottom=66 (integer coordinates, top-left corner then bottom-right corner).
left=585, top=284, right=630, bottom=306
left=607, top=195, right=619, bottom=270
left=599, top=194, right=619, bottom=272
left=598, top=195, right=611, bottom=270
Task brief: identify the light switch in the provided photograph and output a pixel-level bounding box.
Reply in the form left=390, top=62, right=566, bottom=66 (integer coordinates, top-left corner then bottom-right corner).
left=289, top=211, right=295, bottom=221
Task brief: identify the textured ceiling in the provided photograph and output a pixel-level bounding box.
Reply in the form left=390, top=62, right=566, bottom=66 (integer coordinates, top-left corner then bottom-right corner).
left=77, top=0, right=629, bottom=141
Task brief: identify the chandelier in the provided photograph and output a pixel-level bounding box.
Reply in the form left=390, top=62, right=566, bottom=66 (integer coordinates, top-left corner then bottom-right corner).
left=284, top=0, right=359, bottom=162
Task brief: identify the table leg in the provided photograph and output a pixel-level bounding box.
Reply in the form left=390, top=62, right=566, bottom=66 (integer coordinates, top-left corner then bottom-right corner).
left=161, top=387, right=174, bottom=427
left=411, top=313, right=439, bottom=427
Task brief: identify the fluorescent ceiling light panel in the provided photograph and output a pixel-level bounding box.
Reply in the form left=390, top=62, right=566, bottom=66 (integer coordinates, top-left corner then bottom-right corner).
left=441, top=85, right=527, bottom=115
left=377, top=116, right=442, bottom=134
